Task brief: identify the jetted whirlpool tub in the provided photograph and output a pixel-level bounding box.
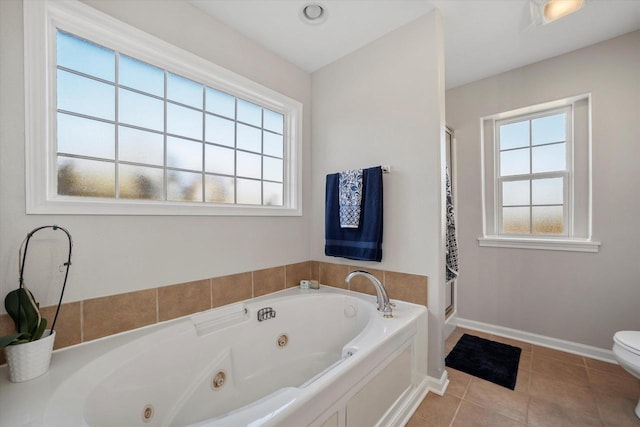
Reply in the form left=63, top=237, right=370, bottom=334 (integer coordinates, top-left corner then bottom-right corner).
left=0, top=286, right=429, bottom=427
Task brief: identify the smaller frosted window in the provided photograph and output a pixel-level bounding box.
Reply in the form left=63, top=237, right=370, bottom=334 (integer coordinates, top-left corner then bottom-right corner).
left=118, top=126, right=164, bottom=166
left=502, top=180, right=529, bottom=206
left=205, top=175, right=234, bottom=204
left=532, top=143, right=566, bottom=173
left=500, top=148, right=529, bottom=176
left=532, top=113, right=565, bottom=145
left=499, top=120, right=529, bottom=150
left=237, top=151, right=261, bottom=179
left=167, top=136, right=202, bottom=171
left=502, top=207, right=530, bottom=234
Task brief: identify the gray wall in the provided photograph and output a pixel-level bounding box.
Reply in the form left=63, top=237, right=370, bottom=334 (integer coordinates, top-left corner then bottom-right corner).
left=446, top=30, right=640, bottom=349
left=0, top=0, right=312, bottom=306
left=311, top=11, right=447, bottom=378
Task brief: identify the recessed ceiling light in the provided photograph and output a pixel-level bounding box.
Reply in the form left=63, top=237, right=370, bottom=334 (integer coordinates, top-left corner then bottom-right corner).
left=300, top=3, right=328, bottom=25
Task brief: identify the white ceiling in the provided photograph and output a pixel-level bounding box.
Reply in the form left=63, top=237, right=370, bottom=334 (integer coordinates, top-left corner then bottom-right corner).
left=190, top=0, right=640, bottom=89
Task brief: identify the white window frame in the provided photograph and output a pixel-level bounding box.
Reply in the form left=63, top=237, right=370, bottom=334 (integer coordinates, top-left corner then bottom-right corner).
left=495, top=106, right=572, bottom=237
left=478, top=94, right=600, bottom=252
left=24, top=0, right=303, bottom=216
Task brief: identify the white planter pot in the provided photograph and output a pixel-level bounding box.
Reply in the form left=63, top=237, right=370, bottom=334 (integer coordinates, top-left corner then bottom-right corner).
left=4, top=330, right=56, bottom=383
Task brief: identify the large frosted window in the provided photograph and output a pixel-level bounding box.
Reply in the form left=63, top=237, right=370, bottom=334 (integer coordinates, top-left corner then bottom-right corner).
left=56, top=31, right=286, bottom=207
left=497, top=110, right=568, bottom=236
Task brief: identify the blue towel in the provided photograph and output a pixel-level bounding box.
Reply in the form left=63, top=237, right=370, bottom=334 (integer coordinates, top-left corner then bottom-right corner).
left=325, top=166, right=383, bottom=262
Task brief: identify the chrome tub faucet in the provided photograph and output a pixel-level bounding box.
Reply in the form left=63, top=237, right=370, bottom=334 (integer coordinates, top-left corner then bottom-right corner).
left=345, top=270, right=394, bottom=318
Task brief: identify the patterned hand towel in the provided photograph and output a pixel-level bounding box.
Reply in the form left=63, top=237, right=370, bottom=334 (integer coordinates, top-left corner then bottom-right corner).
left=339, top=169, right=363, bottom=228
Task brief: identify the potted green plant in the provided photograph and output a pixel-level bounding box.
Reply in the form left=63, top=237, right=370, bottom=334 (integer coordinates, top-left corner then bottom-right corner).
left=0, top=225, right=72, bottom=382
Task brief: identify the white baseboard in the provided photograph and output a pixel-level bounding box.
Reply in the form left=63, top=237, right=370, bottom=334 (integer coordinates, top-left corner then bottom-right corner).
left=457, top=317, right=616, bottom=364
left=426, top=370, right=449, bottom=396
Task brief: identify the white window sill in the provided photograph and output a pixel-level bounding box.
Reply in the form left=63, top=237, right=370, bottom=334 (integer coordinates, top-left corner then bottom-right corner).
left=478, top=236, right=600, bottom=253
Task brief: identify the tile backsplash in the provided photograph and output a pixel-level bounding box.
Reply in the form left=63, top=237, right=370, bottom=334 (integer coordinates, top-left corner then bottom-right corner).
left=0, top=261, right=427, bottom=364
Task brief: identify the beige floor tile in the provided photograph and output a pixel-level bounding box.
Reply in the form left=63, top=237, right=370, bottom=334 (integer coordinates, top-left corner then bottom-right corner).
left=529, top=373, right=600, bottom=419
left=464, top=378, right=528, bottom=423
left=596, top=392, right=640, bottom=427
left=585, top=357, right=630, bottom=377
left=410, top=393, right=461, bottom=426
left=446, top=368, right=473, bottom=398
left=518, top=350, right=532, bottom=371
left=451, top=401, right=525, bottom=427
left=513, top=365, right=530, bottom=394
left=527, top=395, right=602, bottom=427
left=531, top=355, right=590, bottom=387
left=588, top=367, right=640, bottom=399
left=532, top=344, right=585, bottom=366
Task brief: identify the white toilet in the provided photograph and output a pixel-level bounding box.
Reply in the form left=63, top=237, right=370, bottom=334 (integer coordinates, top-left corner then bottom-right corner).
left=612, top=330, right=640, bottom=419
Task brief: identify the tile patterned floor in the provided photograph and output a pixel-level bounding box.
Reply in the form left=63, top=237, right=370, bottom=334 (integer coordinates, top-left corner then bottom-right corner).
left=407, top=327, right=640, bottom=427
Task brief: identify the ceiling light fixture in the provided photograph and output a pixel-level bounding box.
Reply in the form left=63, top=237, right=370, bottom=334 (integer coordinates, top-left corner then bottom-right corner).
left=530, top=0, right=585, bottom=25
left=543, top=0, right=584, bottom=22
left=300, top=3, right=328, bottom=25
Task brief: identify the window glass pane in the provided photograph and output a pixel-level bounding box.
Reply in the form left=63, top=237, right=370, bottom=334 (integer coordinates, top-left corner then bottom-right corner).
left=502, top=207, right=530, bottom=234
left=119, top=88, right=163, bottom=131
left=237, top=152, right=261, bottom=179
left=263, top=109, right=284, bottom=134
left=167, top=170, right=202, bottom=202
left=57, top=69, right=115, bottom=120
left=118, top=126, right=164, bottom=166
left=167, top=103, right=202, bottom=140
left=532, top=177, right=563, bottom=205
left=263, top=132, right=283, bottom=158
left=237, top=178, right=261, bottom=205
left=263, top=157, right=283, bottom=182
left=237, top=99, right=262, bottom=126
left=205, top=115, right=235, bottom=147
left=119, top=164, right=163, bottom=200
left=532, top=143, right=565, bottom=173
left=263, top=182, right=283, bottom=206
left=532, top=113, right=565, bottom=146
left=532, top=206, right=564, bottom=234
left=502, top=180, right=529, bottom=206
left=499, top=120, right=529, bottom=150
left=237, top=124, right=261, bottom=153
left=119, top=55, right=164, bottom=97
left=58, top=157, right=114, bottom=197
left=500, top=148, right=529, bottom=176
left=205, top=88, right=235, bottom=119
left=57, top=113, right=114, bottom=159
left=167, top=73, right=202, bottom=108
left=167, top=136, right=202, bottom=171
left=205, top=145, right=234, bottom=175
left=205, top=175, right=234, bottom=203
left=57, top=31, right=115, bottom=82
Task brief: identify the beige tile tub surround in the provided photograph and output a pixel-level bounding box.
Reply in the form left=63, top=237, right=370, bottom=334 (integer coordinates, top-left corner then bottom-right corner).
left=211, top=271, right=252, bottom=307
left=253, top=266, right=285, bottom=297
left=0, top=260, right=428, bottom=363
left=83, top=289, right=157, bottom=341
left=158, top=279, right=210, bottom=322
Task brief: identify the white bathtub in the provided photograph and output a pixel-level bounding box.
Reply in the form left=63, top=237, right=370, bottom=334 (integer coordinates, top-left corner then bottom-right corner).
left=0, top=286, right=429, bottom=427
